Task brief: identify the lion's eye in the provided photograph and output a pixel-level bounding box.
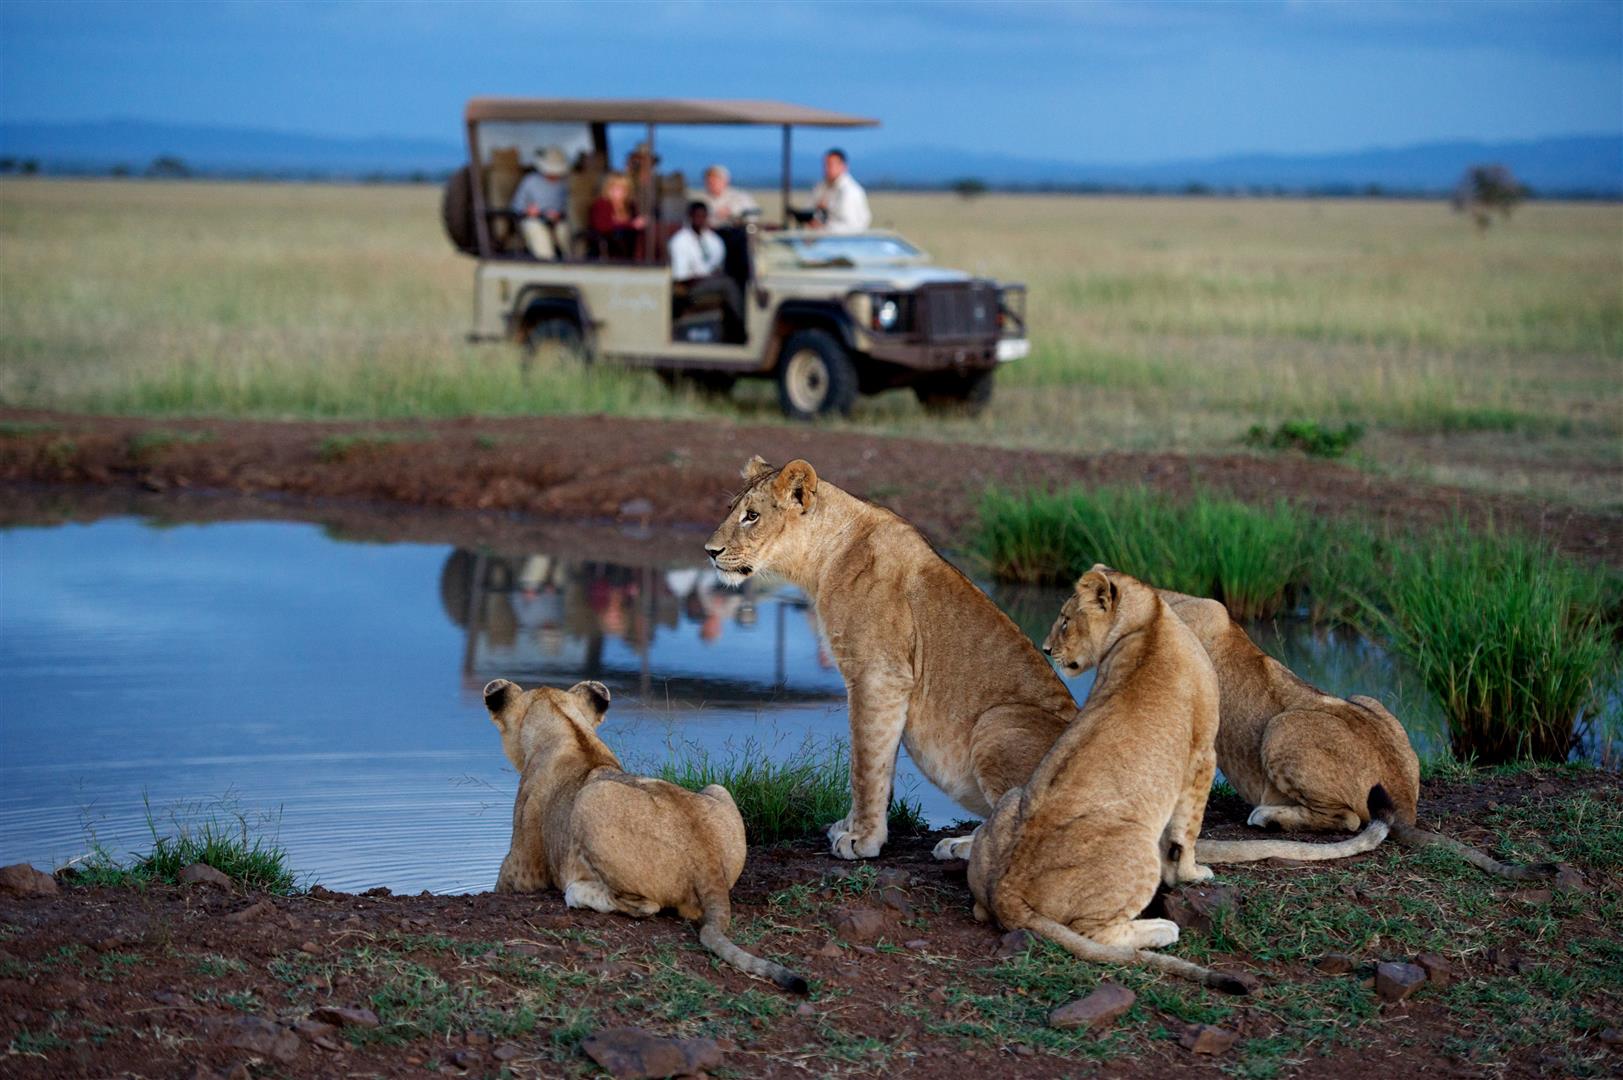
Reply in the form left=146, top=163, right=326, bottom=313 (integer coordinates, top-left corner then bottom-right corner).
left=741, top=509, right=759, bottom=525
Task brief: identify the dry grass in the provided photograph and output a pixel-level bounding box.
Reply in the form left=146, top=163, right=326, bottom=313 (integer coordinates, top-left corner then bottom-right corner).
left=2, top=179, right=1618, bottom=505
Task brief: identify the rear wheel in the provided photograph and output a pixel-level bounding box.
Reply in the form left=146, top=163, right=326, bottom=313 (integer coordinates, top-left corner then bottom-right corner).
left=523, top=316, right=587, bottom=365
left=913, top=367, right=996, bottom=416
left=777, top=329, right=859, bottom=420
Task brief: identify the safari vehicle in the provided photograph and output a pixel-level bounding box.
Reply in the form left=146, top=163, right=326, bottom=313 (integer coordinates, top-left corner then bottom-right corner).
left=442, top=98, right=1029, bottom=419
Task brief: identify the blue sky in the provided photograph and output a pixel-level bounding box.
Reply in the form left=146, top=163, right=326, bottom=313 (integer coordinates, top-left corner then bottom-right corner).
left=2, top=0, right=1619, bottom=163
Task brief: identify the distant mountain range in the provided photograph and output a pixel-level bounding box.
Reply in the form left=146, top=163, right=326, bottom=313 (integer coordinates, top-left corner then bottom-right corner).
left=3, top=118, right=1619, bottom=195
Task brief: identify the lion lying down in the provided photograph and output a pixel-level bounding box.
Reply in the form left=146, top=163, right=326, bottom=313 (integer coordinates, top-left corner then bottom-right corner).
left=967, top=567, right=1252, bottom=994
left=484, top=678, right=807, bottom=994
left=1160, top=592, right=1558, bottom=880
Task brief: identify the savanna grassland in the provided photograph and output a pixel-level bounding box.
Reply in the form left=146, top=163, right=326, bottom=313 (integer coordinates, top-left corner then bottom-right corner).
left=1, top=178, right=1618, bottom=507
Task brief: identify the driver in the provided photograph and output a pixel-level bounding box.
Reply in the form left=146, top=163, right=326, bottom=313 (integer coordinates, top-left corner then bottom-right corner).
left=810, top=148, right=871, bottom=234
left=669, top=201, right=744, bottom=342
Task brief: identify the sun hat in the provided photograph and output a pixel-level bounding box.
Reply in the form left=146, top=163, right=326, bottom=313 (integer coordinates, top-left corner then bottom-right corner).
left=535, top=146, right=569, bottom=176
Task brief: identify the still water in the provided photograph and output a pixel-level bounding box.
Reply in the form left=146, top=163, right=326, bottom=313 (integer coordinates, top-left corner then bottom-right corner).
left=1, top=512, right=1467, bottom=894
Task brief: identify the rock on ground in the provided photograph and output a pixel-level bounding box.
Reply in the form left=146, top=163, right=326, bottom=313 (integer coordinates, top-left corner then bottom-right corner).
left=178, top=863, right=232, bottom=890
left=1048, top=983, right=1136, bottom=1031
left=1180, top=1024, right=1239, bottom=1055
left=581, top=1026, right=722, bottom=1079
left=0, top=863, right=58, bottom=897
left=831, top=906, right=887, bottom=943
left=1376, top=961, right=1427, bottom=1002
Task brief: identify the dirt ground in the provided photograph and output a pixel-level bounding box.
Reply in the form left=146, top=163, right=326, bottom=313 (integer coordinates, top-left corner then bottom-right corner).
left=2, top=770, right=1618, bottom=1080
left=2, top=409, right=1618, bottom=567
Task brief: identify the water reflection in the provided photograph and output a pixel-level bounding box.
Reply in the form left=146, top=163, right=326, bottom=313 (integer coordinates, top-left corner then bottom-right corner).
left=1, top=512, right=1612, bottom=896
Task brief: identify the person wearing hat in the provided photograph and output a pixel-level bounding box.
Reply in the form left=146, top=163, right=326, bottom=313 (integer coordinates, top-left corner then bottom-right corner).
left=511, top=146, right=571, bottom=260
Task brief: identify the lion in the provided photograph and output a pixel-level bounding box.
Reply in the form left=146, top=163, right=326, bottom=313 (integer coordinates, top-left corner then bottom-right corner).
left=705, top=457, right=1077, bottom=861
left=966, top=566, right=1251, bottom=993
left=484, top=677, right=808, bottom=993
left=1162, top=591, right=1558, bottom=879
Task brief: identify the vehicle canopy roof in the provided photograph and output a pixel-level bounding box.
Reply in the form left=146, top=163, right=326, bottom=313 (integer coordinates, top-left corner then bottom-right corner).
left=463, top=98, right=878, bottom=128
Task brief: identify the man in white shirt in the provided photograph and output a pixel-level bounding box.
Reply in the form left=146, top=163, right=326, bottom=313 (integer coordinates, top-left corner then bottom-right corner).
left=669, top=201, right=744, bottom=342
left=810, top=148, right=871, bottom=234
left=703, top=164, right=759, bottom=225
left=510, top=146, right=571, bottom=260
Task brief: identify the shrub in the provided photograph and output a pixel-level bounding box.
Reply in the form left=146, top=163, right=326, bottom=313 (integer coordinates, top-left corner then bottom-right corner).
left=1357, top=527, right=1618, bottom=764
left=75, top=794, right=298, bottom=894
left=1245, top=420, right=1365, bottom=459
left=654, top=739, right=926, bottom=845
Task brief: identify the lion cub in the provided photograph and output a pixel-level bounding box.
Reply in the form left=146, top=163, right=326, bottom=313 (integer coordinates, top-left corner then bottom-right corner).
left=1162, top=592, right=1557, bottom=880
left=967, top=567, right=1250, bottom=993
left=484, top=678, right=807, bottom=993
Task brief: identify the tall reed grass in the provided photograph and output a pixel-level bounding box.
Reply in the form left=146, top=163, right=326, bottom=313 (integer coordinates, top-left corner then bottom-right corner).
left=973, top=488, right=1620, bottom=763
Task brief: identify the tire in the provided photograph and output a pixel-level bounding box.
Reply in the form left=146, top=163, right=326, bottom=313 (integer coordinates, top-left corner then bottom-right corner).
left=913, top=367, right=996, bottom=417
left=776, top=328, right=859, bottom=420
left=441, top=166, right=477, bottom=255
left=523, top=315, right=587, bottom=362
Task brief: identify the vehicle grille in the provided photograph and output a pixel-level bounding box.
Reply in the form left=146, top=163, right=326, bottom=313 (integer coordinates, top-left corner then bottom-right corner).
left=919, top=283, right=999, bottom=342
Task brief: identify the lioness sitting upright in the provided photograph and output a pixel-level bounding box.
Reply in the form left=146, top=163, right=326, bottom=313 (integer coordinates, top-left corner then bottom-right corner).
left=705, top=457, right=1077, bottom=860
left=484, top=677, right=807, bottom=993
left=967, top=566, right=1249, bottom=993
left=1161, top=593, right=1558, bottom=879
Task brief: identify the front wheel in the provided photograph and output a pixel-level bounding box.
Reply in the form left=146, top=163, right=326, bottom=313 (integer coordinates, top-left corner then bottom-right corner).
left=913, top=367, right=995, bottom=417
left=776, top=329, right=859, bottom=420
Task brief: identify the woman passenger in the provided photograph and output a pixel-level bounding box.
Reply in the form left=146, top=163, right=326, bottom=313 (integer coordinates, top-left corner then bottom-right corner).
left=589, top=171, right=646, bottom=260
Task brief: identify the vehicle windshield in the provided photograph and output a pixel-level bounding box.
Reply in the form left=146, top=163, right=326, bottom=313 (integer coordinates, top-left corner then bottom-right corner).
left=769, top=234, right=923, bottom=268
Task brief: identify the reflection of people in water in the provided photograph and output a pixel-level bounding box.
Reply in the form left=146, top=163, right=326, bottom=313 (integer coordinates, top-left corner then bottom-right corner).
left=666, top=567, right=753, bottom=644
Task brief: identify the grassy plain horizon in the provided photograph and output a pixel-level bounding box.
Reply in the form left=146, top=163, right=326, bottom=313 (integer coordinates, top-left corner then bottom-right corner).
left=1, top=178, right=1618, bottom=508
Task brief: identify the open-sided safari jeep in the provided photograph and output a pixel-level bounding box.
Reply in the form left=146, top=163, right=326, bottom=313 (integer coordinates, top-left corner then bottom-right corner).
left=443, top=98, right=1029, bottom=419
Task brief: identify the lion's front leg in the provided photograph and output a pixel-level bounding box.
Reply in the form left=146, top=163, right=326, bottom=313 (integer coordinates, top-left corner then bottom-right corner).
left=829, top=670, right=911, bottom=860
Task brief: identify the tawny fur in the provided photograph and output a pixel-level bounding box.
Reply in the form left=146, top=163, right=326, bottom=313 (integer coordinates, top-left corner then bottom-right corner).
left=485, top=678, right=807, bottom=992
left=966, top=567, right=1250, bottom=994
left=705, top=457, right=1076, bottom=860
left=1162, top=592, right=1556, bottom=879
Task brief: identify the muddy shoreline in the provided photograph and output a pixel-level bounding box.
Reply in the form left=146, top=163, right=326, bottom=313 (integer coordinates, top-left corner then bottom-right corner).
left=2, top=409, right=1618, bottom=567
left=2, top=770, right=1618, bottom=1079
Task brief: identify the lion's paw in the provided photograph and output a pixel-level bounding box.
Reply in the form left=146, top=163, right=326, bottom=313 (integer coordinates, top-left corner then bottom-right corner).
left=1133, top=918, right=1181, bottom=949
left=562, top=880, right=617, bottom=912
left=828, top=825, right=883, bottom=860
left=1179, top=863, right=1216, bottom=884
left=1246, top=805, right=1282, bottom=829
left=931, top=835, right=974, bottom=861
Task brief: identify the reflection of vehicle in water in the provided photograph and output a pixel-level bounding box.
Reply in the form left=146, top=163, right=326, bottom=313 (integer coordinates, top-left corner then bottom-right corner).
left=439, top=549, right=842, bottom=705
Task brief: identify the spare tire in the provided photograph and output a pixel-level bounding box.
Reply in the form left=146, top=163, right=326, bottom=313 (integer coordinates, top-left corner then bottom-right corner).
left=442, top=165, right=478, bottom=255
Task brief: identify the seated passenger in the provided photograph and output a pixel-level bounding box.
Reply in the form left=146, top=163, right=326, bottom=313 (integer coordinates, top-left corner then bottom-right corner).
left=588, top=171, right=646, bottom=260
left=810, top=148, right=871, bottom=234
left=510, top=146, right=571, bottom=260
left=670, top=201, right=744, bottom=343
left=703, top=165, right=759, bottom=226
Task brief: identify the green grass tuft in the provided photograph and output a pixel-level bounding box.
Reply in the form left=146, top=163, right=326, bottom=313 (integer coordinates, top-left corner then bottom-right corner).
left=74, top=793, right=300, bottom=894
left=653, top=738, right=926, bottom=845
left=1245, top=419, right=1366, bottom=458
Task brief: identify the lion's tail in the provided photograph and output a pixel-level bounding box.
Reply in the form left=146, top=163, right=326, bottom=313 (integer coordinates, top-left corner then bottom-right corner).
left=1194, top=785, right=1394, bottom=865
left=696, top=887, right=809, bottom=995
left=1388, top=820, right=1560, bottom=881
left=1021, top=914, right=1253, bottom=994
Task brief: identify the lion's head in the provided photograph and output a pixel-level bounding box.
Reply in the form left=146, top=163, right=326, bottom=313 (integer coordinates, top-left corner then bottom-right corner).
left=1041, top=564, right=1124, bottom=676
left=704, top=456, right=819, bottom=586
left=482, top=678, right=611, bottom=770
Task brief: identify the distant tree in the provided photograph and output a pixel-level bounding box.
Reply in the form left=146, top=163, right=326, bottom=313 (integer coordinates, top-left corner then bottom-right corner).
left=20, top=158, right=39, bottom=176
left=110, top=163, right=132, bottom=178
left=0, top=157, right=15, bottom=174
left=146, top=155, right=191, bottom=178
left=950, top=177, right=988, bottom=199
left=407, top=169, right=430, bottom=185
left=1182, top=181, right=1211, bottom=196
left=1451, top=163, right=1526, bottom=229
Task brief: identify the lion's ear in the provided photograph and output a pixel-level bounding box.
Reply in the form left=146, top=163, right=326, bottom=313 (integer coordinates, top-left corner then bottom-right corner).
left=483, top=678, right=518, bottom=716
left=773, top=459, right=818, bottom=511
left=740, top=455, right=773, bottom=482
left=570, top=680, right=611, bottom=724
left=1077, top=569, right=1115, bottom=613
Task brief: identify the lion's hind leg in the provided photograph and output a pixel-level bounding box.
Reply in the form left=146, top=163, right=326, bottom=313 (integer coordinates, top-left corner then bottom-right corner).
left=1255, top=709, right=1371, bottom=833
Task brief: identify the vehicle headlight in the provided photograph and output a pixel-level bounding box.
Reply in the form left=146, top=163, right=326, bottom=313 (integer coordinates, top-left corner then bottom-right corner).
left=875, top=298, right=899, bottom=331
